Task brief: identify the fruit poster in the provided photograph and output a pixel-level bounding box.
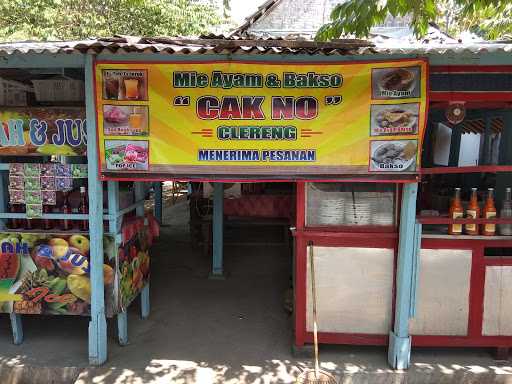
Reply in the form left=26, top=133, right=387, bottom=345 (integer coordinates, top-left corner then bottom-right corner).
left=95, top=59, right=428, bottom=179
left=118, top=225, right=151, bottom=310
left=0, top=233, right=116, bottom=316
left=0, top=108, right=86, bottom=157
left=0, top=218, right=156, bottom=316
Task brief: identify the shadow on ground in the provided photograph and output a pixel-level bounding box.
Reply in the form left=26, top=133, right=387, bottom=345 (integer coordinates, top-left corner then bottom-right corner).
left=1, top=199, right=512, bottom=383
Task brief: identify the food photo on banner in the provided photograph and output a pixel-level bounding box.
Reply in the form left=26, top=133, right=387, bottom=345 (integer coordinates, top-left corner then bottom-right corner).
left=94, top=59, right=428, bottom=179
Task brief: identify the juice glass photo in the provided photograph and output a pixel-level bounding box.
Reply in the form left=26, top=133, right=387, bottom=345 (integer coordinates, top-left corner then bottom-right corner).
left=104, top=78, right=119, bottom=99
left=124, top=78, right=139, bottom=99
left=129, top=112, right=143, bottom=130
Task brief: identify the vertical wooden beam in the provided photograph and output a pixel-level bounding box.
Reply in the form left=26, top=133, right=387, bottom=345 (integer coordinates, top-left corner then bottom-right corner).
left=141, top=283, right=150, bottom=319
left=108, top=180, right=129, bottom=345
left=134, top=182, right=145, bottom=217
left=133, top=181, right=151, bottom=318
left=0, top=171, right=8, bottom=230
left=496, top=112, right=512, bottom=208
left=9, top=313, right=23, bottom=345
left=85, top=54, right=107, bottom=366
left=295, top=182, right=306, bottom=347
left=448, top=124, right=462, bottom=167
left=210, top=183, right=224, bottom=278
left=107, top=180, right=119, bottom=234
left=388, top=182, right=418, bottom=370
left=117, top=311, right=128, bottom=346
left=153, top=182, right=163, bottom=224
left=482, top=115, right=492, bottom=166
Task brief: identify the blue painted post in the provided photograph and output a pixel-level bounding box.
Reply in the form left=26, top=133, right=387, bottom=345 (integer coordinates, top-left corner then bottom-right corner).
left=0, top=171, right=8, bottom=230
left=134, top=182, right=145, bottom=217
left=108, top=180, right=129, bottom=345
left=9, top=313, right=23, bottom=345
left=85, top=54, right=107, bottom=366
left=141, top=283, right=150, bottom=319
left=153, top=182, right=163, bottom=224
left=117, top=311, right=129, bottom=346
left=134, top=182, right=151, bottom=318
left=3, top=168, right=21, bottom=342
left=210, top=183, right=224, bottom=278
left=107, top=180, right=119, bottom=234
left=388, top=182, right=418, bottom=370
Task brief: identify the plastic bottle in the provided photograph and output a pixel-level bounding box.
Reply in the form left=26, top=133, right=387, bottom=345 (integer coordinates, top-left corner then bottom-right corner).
left=499, top=187, right=512, bottom=236
left=448, top=187, right=463, bottom=235
left=42, top=205, right=52, bottom=230
left=60, top=191, right=72, bottom=231
left=483, top=188, right=497, bottom=236
left=465, top=188, right=480, bottom=235
left=79, top=186, right=88, bottom=231
left=8, top=204, right=19, bottom=229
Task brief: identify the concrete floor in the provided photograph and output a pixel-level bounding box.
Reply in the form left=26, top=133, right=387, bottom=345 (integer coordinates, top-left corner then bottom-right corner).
left=1, top=199, right=512, bottom=383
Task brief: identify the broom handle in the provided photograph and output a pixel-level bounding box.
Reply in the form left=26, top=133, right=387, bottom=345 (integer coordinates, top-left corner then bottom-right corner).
left=309, top=241, right=320, bottom=378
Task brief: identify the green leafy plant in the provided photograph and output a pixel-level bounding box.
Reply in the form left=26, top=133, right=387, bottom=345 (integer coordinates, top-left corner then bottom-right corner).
left=0, top=0, right=225, bottom=41
left=316, top=0, right=512, bottom=41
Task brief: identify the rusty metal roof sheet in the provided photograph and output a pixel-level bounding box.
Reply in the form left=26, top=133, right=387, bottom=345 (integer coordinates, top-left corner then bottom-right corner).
left=0, top=36, right=371, bottom=56
left=0, top=35, right=510, bottom=57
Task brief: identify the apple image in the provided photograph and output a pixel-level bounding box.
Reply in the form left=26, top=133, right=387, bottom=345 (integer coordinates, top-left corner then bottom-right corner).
left=69, top=235, right=90, bottom=256
left=49, top=238, right=69, bottom=247
left=31, top=244, right=55, bottom=271
left=50, top=238, right=69, bottom=260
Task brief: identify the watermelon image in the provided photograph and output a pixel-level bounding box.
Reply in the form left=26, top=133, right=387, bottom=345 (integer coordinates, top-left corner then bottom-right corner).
left=0, top=252, right=20, bottom=279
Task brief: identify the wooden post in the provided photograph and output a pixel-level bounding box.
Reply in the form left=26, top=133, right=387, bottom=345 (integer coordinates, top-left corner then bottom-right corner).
left=107, top=180, right=119, bottom=235
left=388, top=183, right=419, bottom=370
left=85, top=54, right=107, bottom=366
left=9, top=313, right=23, bottom=345
left=133, top=182, right=151, bottom=316
left=210, top=183, right=224, bottom=278
left=153, top=182, right=163, bottom=224
left=141, top=283, right=150, bottom=319
left=108, top=180, right=129, bottom=345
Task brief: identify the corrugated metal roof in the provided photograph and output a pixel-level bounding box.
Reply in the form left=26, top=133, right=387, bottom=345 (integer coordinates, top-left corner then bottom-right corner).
left=0, top=36, right=371, bottom=56
left=0, top=36, right=510, bottom=56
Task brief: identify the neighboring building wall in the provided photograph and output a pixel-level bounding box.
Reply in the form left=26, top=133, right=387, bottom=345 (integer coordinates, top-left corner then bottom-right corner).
left=247, top=0, right=340, bottom=37
left=245, top=0, right=412, bottom=39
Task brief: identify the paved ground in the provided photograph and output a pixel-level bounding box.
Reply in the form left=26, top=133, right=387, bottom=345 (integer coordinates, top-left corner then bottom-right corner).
left=1, top=198, right=512, bottom=383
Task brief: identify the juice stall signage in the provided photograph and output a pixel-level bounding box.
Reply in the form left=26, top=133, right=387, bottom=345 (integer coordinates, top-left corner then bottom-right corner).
left=94, top=59, right=428, bottom=179
left=0, top=108, right=86, bottom=156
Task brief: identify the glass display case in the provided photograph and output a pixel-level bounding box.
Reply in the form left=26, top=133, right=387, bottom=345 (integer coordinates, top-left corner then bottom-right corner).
left=306, top=182, right=396, bottom=228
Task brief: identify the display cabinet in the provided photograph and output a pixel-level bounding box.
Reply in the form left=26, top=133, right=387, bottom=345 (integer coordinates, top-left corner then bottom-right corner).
left=294, top=181, right=401, bottom=347
left=0, top=66, right=158, bottom=353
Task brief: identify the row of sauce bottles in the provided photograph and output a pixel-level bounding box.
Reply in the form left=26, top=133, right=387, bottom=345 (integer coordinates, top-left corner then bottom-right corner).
left=449, top=187, right=512, bottom=236
left=9, top=186, right=88, bottom=231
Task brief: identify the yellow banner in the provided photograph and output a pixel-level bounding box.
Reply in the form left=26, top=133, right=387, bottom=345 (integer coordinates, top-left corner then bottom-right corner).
left=95, top=59, right=428, bottom=178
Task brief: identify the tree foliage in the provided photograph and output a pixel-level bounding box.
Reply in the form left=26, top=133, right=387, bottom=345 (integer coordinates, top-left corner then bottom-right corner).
left=316, top=0, right=512, bottom=41
left=0, top=0, right=225, bottom=41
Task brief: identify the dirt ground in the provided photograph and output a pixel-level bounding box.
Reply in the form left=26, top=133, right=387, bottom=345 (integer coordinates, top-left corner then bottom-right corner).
left=1, top=192, right=512, bottom=384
